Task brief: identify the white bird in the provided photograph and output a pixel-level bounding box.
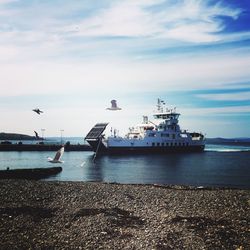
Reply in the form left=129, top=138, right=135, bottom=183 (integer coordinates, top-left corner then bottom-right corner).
left=80, top=161, right=86, bottom=167
left=106, top=100, right=122, bottom=111
left=48, top=146, right=64, bottom=163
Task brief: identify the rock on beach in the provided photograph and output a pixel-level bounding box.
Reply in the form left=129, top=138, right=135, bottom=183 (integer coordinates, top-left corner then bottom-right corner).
left=0, top=179, right=249, bottom=249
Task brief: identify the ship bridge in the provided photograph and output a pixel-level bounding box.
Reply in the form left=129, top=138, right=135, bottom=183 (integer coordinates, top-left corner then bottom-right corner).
left=153, top=112, right=180, bottom=120
left=154, top=99, right=180, bottom=120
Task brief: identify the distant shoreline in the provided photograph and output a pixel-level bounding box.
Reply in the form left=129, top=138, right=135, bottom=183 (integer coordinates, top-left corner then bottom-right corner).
left=0, top=143, right=92, bottom=151
left=0, top=132, right=38, bottom=141
left=207, top=141, right=250, bottom=146
left=206, top=138, right=250, bottom=146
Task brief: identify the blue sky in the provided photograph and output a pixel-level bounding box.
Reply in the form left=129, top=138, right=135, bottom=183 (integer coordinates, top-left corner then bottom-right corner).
left=0, top=0, right=250, bottom=138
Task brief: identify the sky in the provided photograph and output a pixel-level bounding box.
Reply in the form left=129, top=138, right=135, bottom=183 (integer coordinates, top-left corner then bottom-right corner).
left=0, top=0, right=250, bottom=138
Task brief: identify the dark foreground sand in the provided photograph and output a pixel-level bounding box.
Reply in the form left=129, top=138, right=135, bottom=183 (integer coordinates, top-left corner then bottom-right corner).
left=0, top=180, right=249, bottom=249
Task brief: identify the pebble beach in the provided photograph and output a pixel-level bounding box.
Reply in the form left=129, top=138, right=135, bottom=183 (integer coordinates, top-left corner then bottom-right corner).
left=0, top=179, right=249, bottom=249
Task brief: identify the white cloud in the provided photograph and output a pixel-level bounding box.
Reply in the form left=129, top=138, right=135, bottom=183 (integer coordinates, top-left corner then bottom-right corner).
left=197, top=92, right=250, bottom=101
left=0, top=51, right=249, bottom=97
left=180, top=105, right=250, bottom=116
left=180, top=105, right=250, bottom=137
left=62, top=1, right=157, bottom=38
left=0, top=45, right=19, bottom=59
left=60, top=0, right=242, bottom=43
left=0, top=0, right=17, bottom=4
left=0, top=0, right=246, bottom=66
left=0, top=0, right=243, bottom=49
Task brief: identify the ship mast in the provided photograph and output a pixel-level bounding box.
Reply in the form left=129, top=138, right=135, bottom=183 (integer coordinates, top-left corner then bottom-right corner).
left=157, top=98, right=166, bottom=112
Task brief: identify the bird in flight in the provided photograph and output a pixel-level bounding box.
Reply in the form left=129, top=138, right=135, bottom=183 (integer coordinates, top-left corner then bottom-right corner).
left=106, top=100, right=122, bottom=111
left=32, top=108, right=43, bottom=115
left=34, top=131, right=39, bottom=139
left=48, top=146, right=64, bottom=163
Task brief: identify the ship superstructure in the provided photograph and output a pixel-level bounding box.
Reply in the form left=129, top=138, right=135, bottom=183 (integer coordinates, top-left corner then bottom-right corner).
left=85, top=99, right=205, bottom=154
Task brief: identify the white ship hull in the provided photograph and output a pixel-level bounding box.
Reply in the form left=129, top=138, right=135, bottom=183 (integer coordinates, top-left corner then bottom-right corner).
left=87, top=138, right=205, bottom=155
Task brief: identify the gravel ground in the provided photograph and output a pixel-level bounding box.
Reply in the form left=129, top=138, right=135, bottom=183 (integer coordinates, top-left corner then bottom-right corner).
left=0, top=179, right=249, bottom=249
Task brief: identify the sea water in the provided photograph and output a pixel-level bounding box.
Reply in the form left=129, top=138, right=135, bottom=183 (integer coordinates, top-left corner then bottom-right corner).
left=0, top=139, right=249, bottom=188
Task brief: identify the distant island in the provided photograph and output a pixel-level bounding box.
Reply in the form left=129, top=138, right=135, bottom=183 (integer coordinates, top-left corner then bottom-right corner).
left=206, top=137, right=250, bottom=146
left=0, top=132, right=42, bottom=141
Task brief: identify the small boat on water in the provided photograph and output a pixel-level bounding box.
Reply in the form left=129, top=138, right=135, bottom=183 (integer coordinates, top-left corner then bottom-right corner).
left=85, top=99, right=205, bottom=155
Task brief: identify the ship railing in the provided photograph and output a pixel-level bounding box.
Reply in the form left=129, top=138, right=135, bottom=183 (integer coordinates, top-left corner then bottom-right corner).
left=191, top=133, right=205, bottom=141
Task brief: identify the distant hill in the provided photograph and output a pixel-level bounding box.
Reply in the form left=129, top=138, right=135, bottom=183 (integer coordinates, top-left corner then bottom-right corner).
left=206, top=137, right=250, bottom=146
left=0, top=132, right=41, bottom=141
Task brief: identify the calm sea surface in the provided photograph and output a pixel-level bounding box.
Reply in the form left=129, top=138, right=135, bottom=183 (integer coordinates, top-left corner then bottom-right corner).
left=0, top=138, right=249, bottom=188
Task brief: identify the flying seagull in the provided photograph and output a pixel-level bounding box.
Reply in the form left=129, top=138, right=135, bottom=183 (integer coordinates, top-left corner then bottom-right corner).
left=48, top=146, right=64, bottom=163
left=32, top=108, right=43, bottom=115
left=80, top=161, right=86, bottom=167
left=106, top=100, right=122, bottom=111
left=34, top=131, right=39, bottom=139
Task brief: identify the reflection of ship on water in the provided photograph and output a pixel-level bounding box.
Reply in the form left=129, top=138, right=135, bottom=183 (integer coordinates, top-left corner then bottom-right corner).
left=81, top=155, right=105, bottom=182
left=85, top=99, right=205, bottom=154
left=99, top=153, right=193, bottom=184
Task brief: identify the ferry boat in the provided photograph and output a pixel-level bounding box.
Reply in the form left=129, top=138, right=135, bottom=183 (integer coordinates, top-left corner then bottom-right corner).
left=85, top=99, right=205, bottom=154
